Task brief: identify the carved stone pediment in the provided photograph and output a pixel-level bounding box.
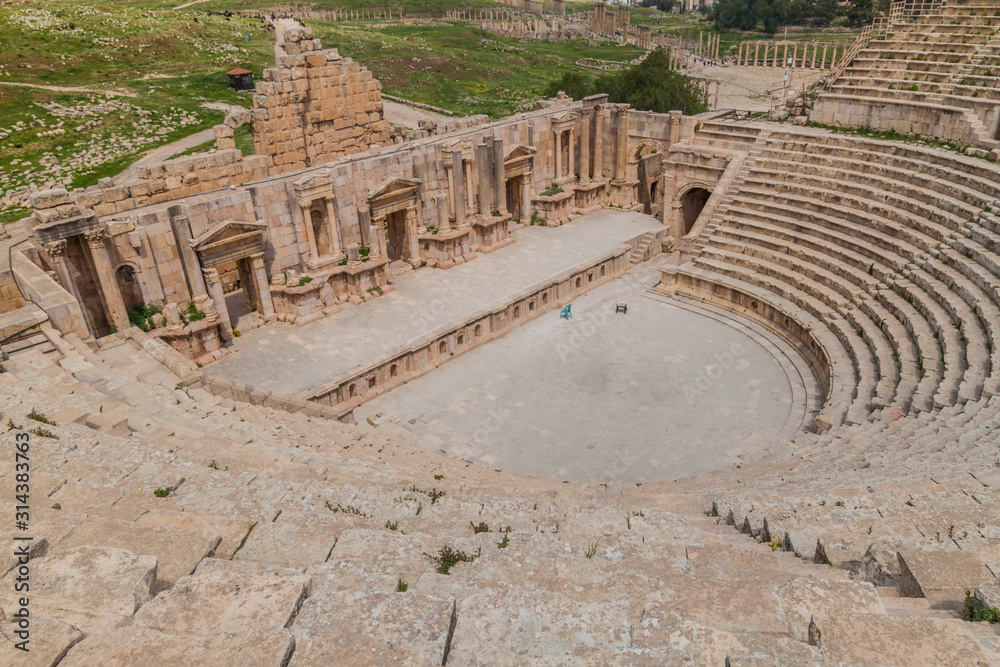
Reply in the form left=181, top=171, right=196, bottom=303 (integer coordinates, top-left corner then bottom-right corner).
left=293, top=170, right=335, bottom=203
left=504, top=144, right=537, bottom=163
left=550, top=112, right=578, bottom=130
left=191, top=220, right=267, bottom=251
left=368, top=177, right=421, bottom=202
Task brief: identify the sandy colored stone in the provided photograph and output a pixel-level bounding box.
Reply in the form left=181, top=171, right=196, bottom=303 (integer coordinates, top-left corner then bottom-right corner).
left=448, top=589, right=631, bottom=665
left=289, top=590, right=453, bottom=666
left=234, top=521, right=336, bottom=567
left=58, top=517, right=221, bottom=591
left=0, top=546, right=155, bottom=635
left=132, top=562, right=309, bottom=635
left=135, top=509, right=254, bottom=559
left=817, top=613, right=993, bottom=666
left=59, top=627, right=294, bottom=667
left=898, top=549, right=993, bottom=598
left=0, top=615, right=84, bottom=667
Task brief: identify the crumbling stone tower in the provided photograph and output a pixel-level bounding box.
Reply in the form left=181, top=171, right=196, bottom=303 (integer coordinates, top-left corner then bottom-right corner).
left=219, top=28, right=390, bottom=173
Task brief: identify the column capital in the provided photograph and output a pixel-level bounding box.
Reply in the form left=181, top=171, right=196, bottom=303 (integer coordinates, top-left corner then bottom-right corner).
left=84, top=229, right=106, bottom=249
left=249, top=253, right=266, bottom=269
left=44, top=239, right=68, bottom=263
left=615, top=106, right=629, bottom=117
left=202, top=267, right=221, bottom=284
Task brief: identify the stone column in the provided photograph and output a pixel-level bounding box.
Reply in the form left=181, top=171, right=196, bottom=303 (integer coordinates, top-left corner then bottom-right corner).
left=85, top=229, right=130, bottom=332
left=614, top=106, right=629, bottom=181
left=580, top=106, right=591, bottom=184
left=45, top=239, right=95, bottom=337
left=452, top=150, right=467, bottom=228
left=477, top=141, right=492, bottom=216
left=522, top=173, right=532, bottom=221
left=714, top=81, right=721, bottom=110
left=493, top=137, right=506, bottom=214
left=404, top=206, right=421, bottom=259
left=568, top=128, right=575, bottom=180
left=593, top=106, right=604, bottom=180
left=554, top=130, right=563, bottom=180
left=436, top=194, right=451, bottom=232
left=249, top=253, right=275, bottom=320
left=465, top=161, right=474, bottom=212
left=203, top=268, right=233, bottom=342
left=324, top=198, right=342, bottom=254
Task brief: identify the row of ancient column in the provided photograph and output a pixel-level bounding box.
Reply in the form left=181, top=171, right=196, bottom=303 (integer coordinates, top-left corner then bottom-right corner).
left=697, top=32, right=721, bottom=60
left=447, top=8, right=518, bottom=21
left=735, top=42, right=840, bottom=69
left=573, top=104, right=630, bottom=183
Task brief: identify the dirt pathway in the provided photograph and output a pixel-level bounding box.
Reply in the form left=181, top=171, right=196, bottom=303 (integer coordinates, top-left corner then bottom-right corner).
left=0, top=81, right=135, bottom=97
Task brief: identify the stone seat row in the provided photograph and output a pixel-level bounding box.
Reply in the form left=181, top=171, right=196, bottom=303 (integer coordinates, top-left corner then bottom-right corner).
left=8, top=348, right=993, bottom=664
left=709, top=171, right=995, bottom=406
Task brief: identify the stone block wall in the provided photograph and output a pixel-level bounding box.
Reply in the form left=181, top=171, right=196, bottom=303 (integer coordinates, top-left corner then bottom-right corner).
left=74, top=150, right=273, bottom=218
left=238, top=28, right=390, bottom=172
left=0, top=271, right=25, bottom=313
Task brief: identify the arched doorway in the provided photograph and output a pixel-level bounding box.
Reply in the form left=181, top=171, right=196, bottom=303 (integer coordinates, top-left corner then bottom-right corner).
left=680, top=187, right=711, bottom=234
left=115, top=264, right=144, bottom=312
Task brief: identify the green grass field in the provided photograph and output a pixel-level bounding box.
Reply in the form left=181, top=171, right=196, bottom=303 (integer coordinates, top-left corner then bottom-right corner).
left=0, top=0, right=854, bottom=225
left=316, top=22, right=643, bottom=117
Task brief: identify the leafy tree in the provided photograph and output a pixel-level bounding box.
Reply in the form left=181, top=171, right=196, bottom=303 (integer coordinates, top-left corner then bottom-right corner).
left=640, top=0, right=677, bottom=11
left=543, top=71, right=594, bottom=101
left=845, top=0, right=874, bottom=26
left=544, top=50, right=708, bottom=115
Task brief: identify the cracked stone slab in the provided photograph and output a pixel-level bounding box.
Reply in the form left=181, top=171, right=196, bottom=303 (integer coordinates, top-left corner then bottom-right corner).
left=0, top=615, right=84, bottom=667
left=58, top=627, right=295, bottom=667
left=0, top=546, right=155, bottom=636
left=289, top=589, right=453, bottom=666
left=131, top=562, right=309, bottom=635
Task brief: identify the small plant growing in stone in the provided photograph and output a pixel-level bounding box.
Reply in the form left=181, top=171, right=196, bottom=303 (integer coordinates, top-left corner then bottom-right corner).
left=434, top=474, right=444, bottom=480
left=28, top=427, right=57, bottom=439
left=181, top=301, right=206, bottom=323
left=7, top=419, right=23, bottom=431
left=395, top=577, right=408, bottom=592
left=325, top=501, right=369, bottom=517
left=964, top=591, right=1000, bottom=623
left=27, top=410, right=55, bottom=426
left=153, top=487, right=171, bottom=498
left=297, top=276, right=313, bottom=286
left=584, top=540, right=599, bottom=559
left=425, top=546, right=479, bottom=575
left=470, top=521, right=490, bottom=534
left=233, top=328, right=241, bottom=337
left=416, top=501, right=423, bottom=516
left=208, top=460, right=219, bottom=470
left=386, top=519, right=399, bottom=531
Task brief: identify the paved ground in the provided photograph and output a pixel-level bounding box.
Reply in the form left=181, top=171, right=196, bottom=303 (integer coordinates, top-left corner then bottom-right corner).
left=356, top=260, right=814, bottom=482
left=208, top=210, right=664, bottom=394
left=383, top=100, right=454, bottom=130
left=689, top=64, right=825, bottom=112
